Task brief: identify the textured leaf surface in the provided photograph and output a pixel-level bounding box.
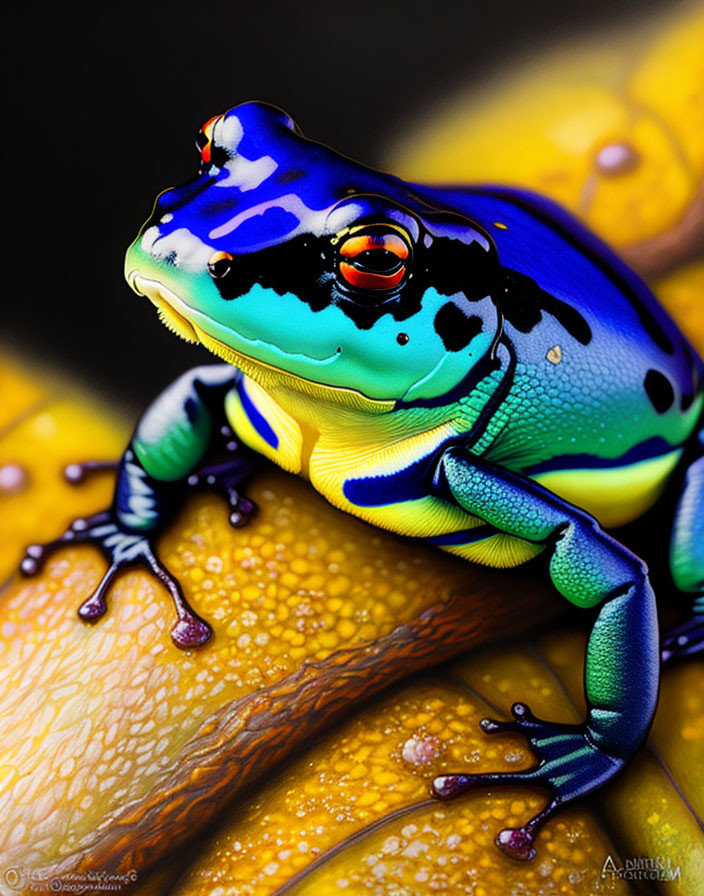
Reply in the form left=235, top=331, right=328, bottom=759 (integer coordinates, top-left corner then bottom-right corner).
left=166, top=635, right=703, bottom=896
left=0, top=358, right=559, bottom=886
left=1, top=359, right=700, bottom=896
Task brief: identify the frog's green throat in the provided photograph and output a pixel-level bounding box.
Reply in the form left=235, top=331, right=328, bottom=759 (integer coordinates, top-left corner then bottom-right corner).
left=128, top=272, right=395, bottom=414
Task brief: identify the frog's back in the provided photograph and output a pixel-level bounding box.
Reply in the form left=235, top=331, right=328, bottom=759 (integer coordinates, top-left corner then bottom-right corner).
left=412, top=183, right=704, bottom=528
left=421, top=183, right=703, bottom=397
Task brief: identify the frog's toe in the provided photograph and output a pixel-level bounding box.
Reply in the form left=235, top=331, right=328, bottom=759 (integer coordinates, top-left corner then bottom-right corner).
left=142, top=549, right=213, bottom=648
left=186, top=456, right=258, bottom=529
left=227, top=495, right=256, bottom=528
left=64, top=459, right=119, bottom=485
left=495, top=827, right=538, bottom=862
left=433, top=768, right=531, bottom=800
left=76, top=561, right=120, bottom=621
left=20, top=511, right=113, bottom=576
left=77, top=592, right=109, bottom=620
left=662, top=613, right=704, bottom=664
left=433, top=768, right=555, bottom=861
left=170, top=616, right=213, bottom=649
left=479, top=702, right=539, bottom=734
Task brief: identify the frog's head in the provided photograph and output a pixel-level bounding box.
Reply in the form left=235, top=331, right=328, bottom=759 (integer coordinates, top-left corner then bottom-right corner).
left=125, top=102, right=502, bottom=408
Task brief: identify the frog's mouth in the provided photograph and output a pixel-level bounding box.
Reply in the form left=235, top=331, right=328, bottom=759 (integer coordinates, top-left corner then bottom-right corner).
left=127, top=273, right=393, bottom=413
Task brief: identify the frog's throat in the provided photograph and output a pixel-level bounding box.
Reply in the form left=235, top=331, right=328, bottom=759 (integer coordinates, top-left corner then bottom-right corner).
left=128, top=273, right=394, bottom=414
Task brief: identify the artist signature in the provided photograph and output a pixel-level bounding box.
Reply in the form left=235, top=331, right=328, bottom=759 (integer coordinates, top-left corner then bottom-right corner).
left=601, top=854, right=681, bottom=887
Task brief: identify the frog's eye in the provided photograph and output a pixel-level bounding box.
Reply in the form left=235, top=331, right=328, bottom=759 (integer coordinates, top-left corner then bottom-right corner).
left=207, top=251, right=234, bottom=279
left=338, top=230, right=410, bottom=292
left=195, top=115, right=221, bottom=165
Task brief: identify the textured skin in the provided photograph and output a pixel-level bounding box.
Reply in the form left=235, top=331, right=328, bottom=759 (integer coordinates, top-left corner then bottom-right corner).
left=124, top=104, right=703, bottom=560
left=21, top=100, right=704, bottom=860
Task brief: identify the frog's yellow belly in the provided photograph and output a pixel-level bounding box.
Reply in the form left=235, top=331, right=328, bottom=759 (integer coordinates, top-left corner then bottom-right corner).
left=225, top=375, right=547, bottom=569
left=225, top=374, right=682, bottom=572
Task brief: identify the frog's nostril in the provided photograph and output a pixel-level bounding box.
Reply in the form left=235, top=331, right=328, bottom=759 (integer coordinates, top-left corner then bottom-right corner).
left=208, top=251, right=234, bottom=279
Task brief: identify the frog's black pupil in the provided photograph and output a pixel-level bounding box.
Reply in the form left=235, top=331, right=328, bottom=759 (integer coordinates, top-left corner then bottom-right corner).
left=195, top=132, right=209, bottom=151
left=208, top=258, right=231, bottom=279
left=353, top=248, right=401, bottom=274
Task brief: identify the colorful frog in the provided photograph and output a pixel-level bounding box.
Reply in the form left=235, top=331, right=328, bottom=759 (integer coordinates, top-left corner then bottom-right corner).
left=22, top=102, right=704, bottom=860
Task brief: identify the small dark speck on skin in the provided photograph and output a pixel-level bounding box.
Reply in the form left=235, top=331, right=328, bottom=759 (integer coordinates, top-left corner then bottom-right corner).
left=278, top=169, right=304, bottom=184
left=0, top=463, right=30, bottom=494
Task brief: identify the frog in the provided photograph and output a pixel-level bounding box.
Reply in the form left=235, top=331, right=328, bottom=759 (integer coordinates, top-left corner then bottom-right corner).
left=21, top=102, right=704, bottom=861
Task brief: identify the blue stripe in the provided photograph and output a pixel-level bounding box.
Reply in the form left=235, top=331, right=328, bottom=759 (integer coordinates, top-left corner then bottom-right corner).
left=523, top=436, right=678, bottom=476
left=343, top=452, right=436, bottom=507
left=395, top=351, right=499, bottom=410
left=237, top=379, right=279, bottom=449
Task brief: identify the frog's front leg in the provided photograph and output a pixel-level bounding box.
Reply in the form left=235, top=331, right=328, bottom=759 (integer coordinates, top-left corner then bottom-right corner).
left=62, top=426, right=257, bottom=528
left=430, top=447, right=659, bottom=861
left=21, top=364, right=255, bottom=648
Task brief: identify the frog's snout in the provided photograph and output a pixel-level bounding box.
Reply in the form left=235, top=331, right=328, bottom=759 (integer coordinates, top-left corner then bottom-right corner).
left=125, top=271, right=199, bottom=344
left=125, top=270, right=143, bottom=295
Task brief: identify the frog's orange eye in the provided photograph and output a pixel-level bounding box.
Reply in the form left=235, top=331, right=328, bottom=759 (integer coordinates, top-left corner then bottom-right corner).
left=195, top=130, right=211, bottom=162
left=195, top=115, right=220, bottom=165
left=338, top=231, right=410, bottom=291
left=207, top=251, right=234, bottom=279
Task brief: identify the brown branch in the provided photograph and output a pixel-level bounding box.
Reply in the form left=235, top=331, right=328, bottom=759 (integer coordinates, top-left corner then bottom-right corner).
left=42, top=571, right=560, bottom=883
left=621, top=181, right=704, bottom=281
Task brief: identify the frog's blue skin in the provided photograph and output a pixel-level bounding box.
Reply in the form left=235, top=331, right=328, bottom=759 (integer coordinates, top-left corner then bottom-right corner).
left=22, top=102, right=704, bottom=861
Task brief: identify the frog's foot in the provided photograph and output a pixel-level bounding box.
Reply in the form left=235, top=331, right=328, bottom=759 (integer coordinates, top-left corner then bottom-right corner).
left=661, top=612, right=704, bottom=664
left=186, top=427, right=258, bottom=527
left=20, top=513, right=212, bottom=649
left=432, top=702, right=622, bottom=861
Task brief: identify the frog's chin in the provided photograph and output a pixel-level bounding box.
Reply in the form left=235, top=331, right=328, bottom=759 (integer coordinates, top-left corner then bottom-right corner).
left=127, top=272, right=394, bottom=413
left=128, top=272, right=200, bottom=344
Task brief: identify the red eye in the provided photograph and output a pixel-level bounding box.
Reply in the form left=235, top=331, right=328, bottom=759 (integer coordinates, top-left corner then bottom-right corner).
left=195, top=115, right=220, bottom=165
left=338, top=231, right=410, bottom=291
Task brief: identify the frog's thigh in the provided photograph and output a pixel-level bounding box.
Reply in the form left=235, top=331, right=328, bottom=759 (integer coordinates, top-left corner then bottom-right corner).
left=670, top=444, right=704, bottom=601
left=534, top=449, right=683, bottom=529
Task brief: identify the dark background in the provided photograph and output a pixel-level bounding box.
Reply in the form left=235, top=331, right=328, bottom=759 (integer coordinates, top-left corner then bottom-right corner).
left=4, top=0, right=669, bottom=412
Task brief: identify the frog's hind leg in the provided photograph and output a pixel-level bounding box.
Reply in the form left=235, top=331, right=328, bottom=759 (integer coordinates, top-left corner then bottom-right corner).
left=664, top=429, right=704, bottom=664
left=430, top=448, right=659, bottom=861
